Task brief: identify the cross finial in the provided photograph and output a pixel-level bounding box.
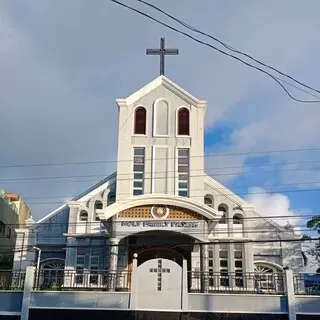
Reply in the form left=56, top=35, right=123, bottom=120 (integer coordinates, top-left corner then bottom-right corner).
left=146, top=38, right=179, bottom=76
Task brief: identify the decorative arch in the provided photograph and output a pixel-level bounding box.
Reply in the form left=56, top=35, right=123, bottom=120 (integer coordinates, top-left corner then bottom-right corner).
left=233, top=213, right=243, bottom=224
left=134, top=106, right=147, bottom=135
left=177, top=107, right=189, bottom=135
left=94, top=201, right=103, bottom=221
left=254, top=261, right=283, bottom=272
left=41, top=258, right=65, bottom=270
left=153, top=99, right=169, bottom=136
left=79, top=210, right=88, bottom=222
left=137, top=246, right=185, bottom=267
left=97, top=194, right=221, bottom=231
left=218, top=204, right=228, bottom=224
left=204, top=194, right=213, bottom=208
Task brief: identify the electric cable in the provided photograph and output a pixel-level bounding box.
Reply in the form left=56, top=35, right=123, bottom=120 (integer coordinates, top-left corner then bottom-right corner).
left=110, top=0, right=320, bottom=103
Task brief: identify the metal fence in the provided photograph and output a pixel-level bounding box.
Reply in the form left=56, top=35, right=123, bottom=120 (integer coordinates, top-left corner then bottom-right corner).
left=188, top=271, right=285, bottom=294
left=0, top=269, right=25, bottom=290
left=33, top=269, right=131, bottom=292
left=294, top=273, right=320, bottom=296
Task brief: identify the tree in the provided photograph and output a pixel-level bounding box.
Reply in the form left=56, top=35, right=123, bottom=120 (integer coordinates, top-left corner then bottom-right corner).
left=307, top=215, right=320, bottom=232
left=306, top=215, right=320, bottom=271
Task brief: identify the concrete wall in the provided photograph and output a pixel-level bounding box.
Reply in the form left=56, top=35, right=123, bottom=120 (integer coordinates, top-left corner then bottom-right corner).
left=30, top=291, right=130, bottom=309
left=295, top=296, right=320, bottom=315
left=0, top=291, right=23, bottom=315
left=188, top=293, right=287, bottom=314
left=1, top=290, right=320, bottom=318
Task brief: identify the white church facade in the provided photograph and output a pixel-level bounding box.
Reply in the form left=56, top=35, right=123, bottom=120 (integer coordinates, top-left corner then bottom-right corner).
left=11, top=74, right=306, bottom=315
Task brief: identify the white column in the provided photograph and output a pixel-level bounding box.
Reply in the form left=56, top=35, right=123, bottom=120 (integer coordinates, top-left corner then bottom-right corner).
left=67, top=202, right=79, bottom=234
left=243, top=242, right=254, bottom=290
left=213, top=241, right=220, bottom=288
left=130, top=253, right=138, bottom=309
left=191, top=243, right=201, bottom=291
left=64, top=237, right=76, bottom=287
left=241, top=206, right=255, bottom=238
left=285, top=269, right=297, bottom=320
left=108, top=237, right=119, bottom=290
left=21, top=266, right=36, bottom=320
left=181, top=259, right=188, bottom=311
left=227, top=211, right=233, bottom=237
left=200, top=243, right=209, bottom=292
left=228, top=242, right=235, bottom=288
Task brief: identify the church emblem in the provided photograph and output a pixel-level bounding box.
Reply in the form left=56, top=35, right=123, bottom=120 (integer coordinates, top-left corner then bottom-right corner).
left=151, top=205, right=169, bottom=219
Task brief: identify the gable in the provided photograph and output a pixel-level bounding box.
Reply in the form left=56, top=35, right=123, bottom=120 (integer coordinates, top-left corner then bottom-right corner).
left=204, top=175, right=249, bottom=207
left=35, top=172, right=116, bottom=226
left=36, top=206, right=69, bottom=244
left=116, top=75, right=207, bottom=109
left=204, top=175, right=288, bottom=232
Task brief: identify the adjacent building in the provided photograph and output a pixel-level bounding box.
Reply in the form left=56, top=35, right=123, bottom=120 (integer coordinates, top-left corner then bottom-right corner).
left=0, top=190, right=31, bottom=269
left=5, top=193, right=31, bottom=229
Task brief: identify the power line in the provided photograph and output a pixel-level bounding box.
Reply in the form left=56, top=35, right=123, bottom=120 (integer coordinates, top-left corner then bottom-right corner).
left=1, top=147, right=320, bottom=169
left=110, top=0, right=320, bottom=104
left=24, top=186, right=320, bottom=205
left=0, top=219, right=313, bottom=231
left=0, top=226, right=314, bottom=239
left=1, top=213, right=318, bottom=233
left=1, top=237, right=319, bottom=253
left=23, top=188, right=320, bottom=205
left=136, top=0, right=320, bottom=98
left=15, top=179, right=320, bottom=200
left=1, top=213, right=318, bottom=228
left=1, top=161, right=320, bottom=183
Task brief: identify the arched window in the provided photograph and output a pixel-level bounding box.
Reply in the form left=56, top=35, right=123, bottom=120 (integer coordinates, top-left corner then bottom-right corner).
left=107, top=192, right=116, bottom=206
left=94, top=201, right=103, bottom=221
left=79, top=211, right=88, bottom=222
left=254, top=263, right=283, bottom=293
left=204, top=195, right=213, bottom=207
left=233, top=214, right=243, bottom=224
left=218, top=204, right=227, bottom=224
left=94, top=201, right=103, bottom=210
left=178, top=108, right=189, bottom=135
left=134, top=107, right=146, bottom=134
left=40, top=259, right=65, bottom=287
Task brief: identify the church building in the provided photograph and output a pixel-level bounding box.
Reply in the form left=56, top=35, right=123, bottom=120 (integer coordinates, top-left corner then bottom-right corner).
left=12, top=39, right=304, bottom=317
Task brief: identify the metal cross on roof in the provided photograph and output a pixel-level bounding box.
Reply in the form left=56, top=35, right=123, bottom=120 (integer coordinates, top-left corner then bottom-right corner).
left=146, top=38, right=179, bottom=76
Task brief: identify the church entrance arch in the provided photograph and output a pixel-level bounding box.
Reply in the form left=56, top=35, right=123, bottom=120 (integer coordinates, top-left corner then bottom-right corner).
left=137, top=247, right=184, bottom=267
left=124, top=230, right=195, bottom=295
left=125, top=230, right=195, bottom=270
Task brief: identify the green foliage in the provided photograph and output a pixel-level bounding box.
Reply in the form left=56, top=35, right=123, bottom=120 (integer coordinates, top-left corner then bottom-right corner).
left=306, top=215, right=320, bottom=270
left=307, top=215, right=320, bottom=233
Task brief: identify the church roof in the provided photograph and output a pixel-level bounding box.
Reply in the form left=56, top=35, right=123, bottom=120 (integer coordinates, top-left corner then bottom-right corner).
left=35, top=172, right=116, bottom=225
left=116, top=75, right=207, bottom=108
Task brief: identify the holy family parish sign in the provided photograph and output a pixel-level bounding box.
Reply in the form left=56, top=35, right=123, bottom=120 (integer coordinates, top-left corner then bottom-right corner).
left=120, top=221, right=199, bottom=228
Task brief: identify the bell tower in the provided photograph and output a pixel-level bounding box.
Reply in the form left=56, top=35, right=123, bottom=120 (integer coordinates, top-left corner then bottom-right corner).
left=115, top=39, right=207, bottom=203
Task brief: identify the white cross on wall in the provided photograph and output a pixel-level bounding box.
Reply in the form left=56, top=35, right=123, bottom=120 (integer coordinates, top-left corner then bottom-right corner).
left=149, top=259, right=170, bottom=291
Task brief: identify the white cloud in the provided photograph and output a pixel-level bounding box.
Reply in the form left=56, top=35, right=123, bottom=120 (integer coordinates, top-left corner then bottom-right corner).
left=245, top=187, right=301, bottom=227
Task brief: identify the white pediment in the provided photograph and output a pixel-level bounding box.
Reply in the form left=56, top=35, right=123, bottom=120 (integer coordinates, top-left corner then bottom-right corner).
left=116, top=75, right=207, bottom=108
left=98, top=194, right=222, bottom=221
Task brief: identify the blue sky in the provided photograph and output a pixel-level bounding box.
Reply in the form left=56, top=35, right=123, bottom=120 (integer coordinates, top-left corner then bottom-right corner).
left=1, top=0, right=320, bottom=243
